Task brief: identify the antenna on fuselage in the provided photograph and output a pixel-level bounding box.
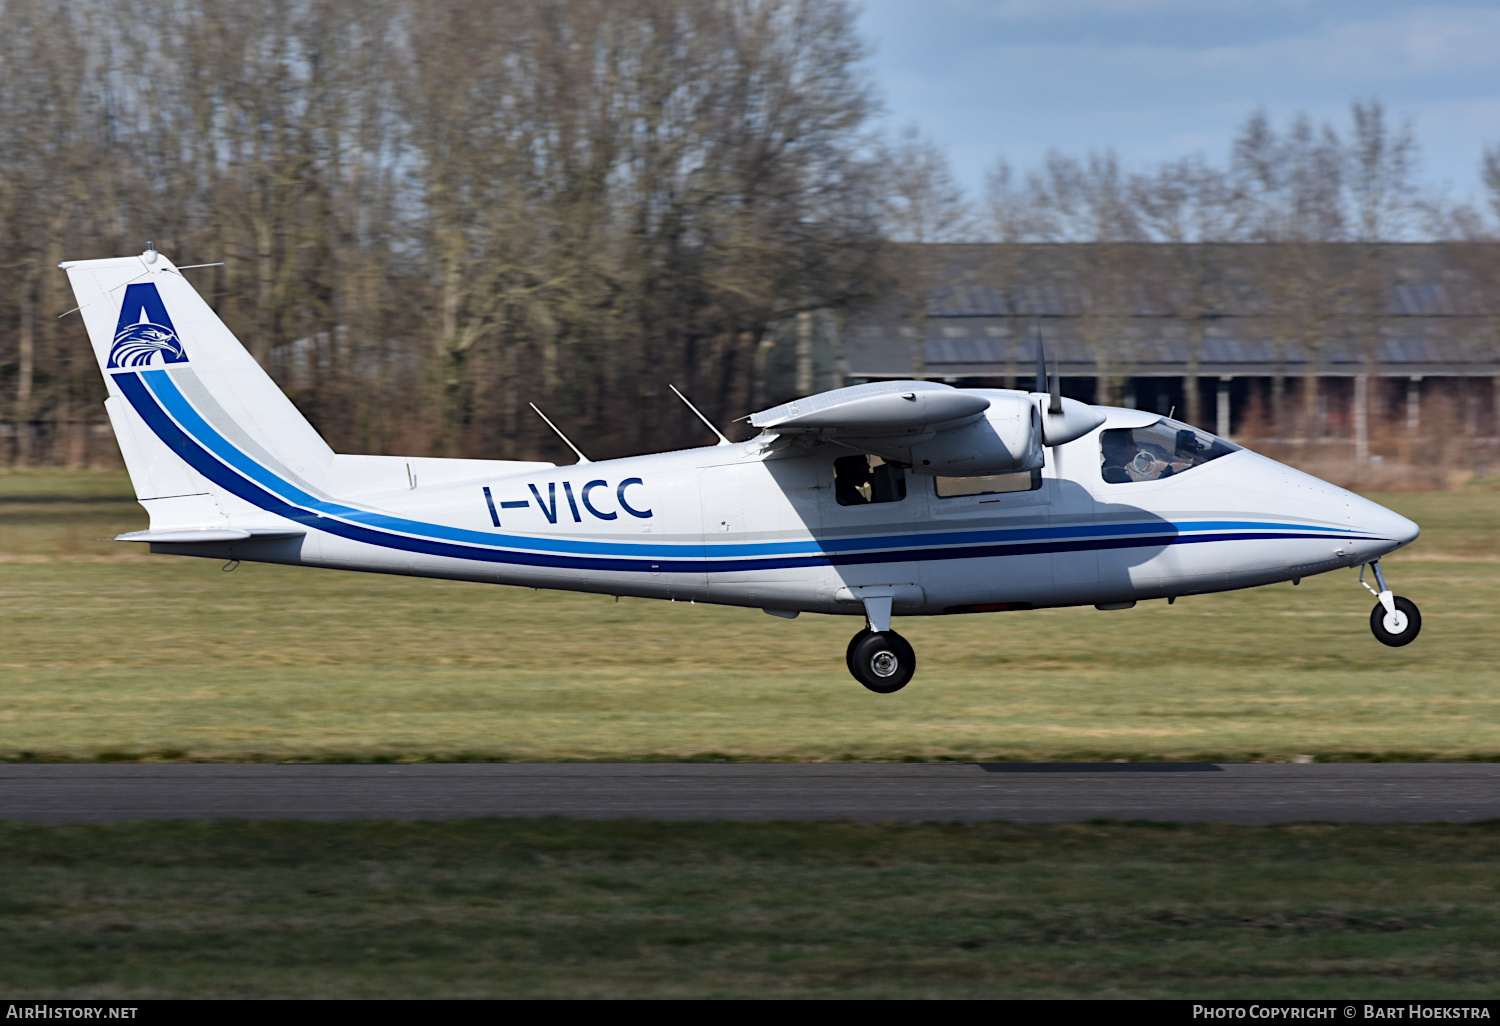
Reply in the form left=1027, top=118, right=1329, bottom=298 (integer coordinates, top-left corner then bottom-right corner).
left=1033, top=322, right=1063, bottom=415
left=668, top=384, right=731, bottom=446
left=529, top=403, right=590, bottom=464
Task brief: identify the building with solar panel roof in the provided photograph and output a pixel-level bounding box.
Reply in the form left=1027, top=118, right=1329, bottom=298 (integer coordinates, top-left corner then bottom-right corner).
left=758, top=243, right=1500, bottom=465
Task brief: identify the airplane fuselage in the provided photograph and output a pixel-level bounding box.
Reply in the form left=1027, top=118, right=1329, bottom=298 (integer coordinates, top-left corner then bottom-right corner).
left=141, top=382, right=1415, bottom=618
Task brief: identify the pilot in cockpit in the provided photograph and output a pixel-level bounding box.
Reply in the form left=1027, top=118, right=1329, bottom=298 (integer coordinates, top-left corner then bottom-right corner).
left=1101, top=420, right=1236, bottom=484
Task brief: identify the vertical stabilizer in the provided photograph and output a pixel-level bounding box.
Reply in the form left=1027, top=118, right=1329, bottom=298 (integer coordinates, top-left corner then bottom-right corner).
left=60, top=247, right=334, bottom=529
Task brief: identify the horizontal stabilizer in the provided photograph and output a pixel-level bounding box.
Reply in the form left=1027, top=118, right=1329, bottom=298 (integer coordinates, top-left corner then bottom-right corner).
left=115, top=527, right=306, bottom=544
left=750, top=381, right=989, bottom=436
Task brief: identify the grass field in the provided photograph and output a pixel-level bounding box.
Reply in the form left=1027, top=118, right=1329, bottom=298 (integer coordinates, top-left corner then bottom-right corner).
left=1, top=819, right=1497, bottom=998
left=2, top=469, right=1497, bottom=762
left=3, top=470, right=1498, bottom=999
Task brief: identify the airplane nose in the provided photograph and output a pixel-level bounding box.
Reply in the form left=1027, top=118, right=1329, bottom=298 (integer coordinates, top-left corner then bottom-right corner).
left=1390, top=511, right=1420, bottom=548
left=1349, top=495, right=1420, bottom=551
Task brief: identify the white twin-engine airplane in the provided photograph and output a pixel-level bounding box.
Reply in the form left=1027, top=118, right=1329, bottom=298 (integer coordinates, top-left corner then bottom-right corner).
left=63, top=246, right=1422, bottom=692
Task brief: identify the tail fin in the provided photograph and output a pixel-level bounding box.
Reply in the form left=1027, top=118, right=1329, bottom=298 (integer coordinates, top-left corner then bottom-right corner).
left=61, top=247, right=333, bottom=532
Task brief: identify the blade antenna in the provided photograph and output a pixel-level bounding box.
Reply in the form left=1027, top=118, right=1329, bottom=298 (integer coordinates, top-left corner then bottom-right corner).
left=669, top=383, right=731, bottom=446
left=529, top=403, right=590, bottom=464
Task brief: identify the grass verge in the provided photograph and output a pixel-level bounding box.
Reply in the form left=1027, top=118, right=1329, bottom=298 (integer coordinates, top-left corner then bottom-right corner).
left=2, top=559, right=1497, bottom=762
left=1, top=472, right=1496, bottom=762
left=1, top=819, right=1497, bottom=998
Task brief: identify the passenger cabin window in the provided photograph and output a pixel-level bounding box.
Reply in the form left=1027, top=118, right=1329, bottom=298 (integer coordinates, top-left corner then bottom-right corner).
left=834, top=454, right=907, bottom=505
left=934, top=469, right=1042, bottom=498
left=1099, top=419, right=1239, bottom=484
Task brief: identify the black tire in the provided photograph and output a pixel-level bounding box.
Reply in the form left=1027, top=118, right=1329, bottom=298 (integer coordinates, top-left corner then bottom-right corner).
left=847, top=630, right=916, bottom=693
left=1370, top=595, right=1421, bottom=647
left=846, top=628, right=873, bottom=677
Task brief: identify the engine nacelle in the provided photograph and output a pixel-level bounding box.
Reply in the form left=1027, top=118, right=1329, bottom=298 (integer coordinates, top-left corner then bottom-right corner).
left=848, top=392, right=1044, bottom=477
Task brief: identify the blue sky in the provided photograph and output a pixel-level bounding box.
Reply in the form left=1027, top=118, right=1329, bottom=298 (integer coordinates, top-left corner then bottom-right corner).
left=855, top=0, right=1500, bottom=204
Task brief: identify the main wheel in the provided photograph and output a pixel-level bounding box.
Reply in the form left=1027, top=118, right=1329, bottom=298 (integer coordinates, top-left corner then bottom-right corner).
left=847, top=630, right=916, bottom=693
left=846, top=628, right=873, bottom=677
left=1370, top=595, right=1421, bottom=647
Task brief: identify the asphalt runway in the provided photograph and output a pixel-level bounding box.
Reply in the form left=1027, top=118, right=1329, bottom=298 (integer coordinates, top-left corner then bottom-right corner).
left=1, top=762, right=1498, bottom=824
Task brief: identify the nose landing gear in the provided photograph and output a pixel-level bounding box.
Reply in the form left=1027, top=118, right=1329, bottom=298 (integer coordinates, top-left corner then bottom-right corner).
left=1361, top=561, right=1421, bottom=647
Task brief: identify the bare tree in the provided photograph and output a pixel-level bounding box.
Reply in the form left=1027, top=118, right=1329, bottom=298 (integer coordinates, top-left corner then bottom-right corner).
left=1347, top=100, right=1420, bottom=243
left=980, top=161, right=1036, bottom=386
left=1230, top=109, right=1351, bottom=439
left=880, top=123, right=972, bottom=379
left=983, top=159, right=1036, bottom=243
left=1027, top=150, right=1141, bottom=243
left=881, top=123, right=973, bottom=245
left=8, top=4, right=1498, bottom=471
left=1233, top=109, right=1346, bottom=244
left=1018, top=152, right=1140, bottom=402
left=1343, top=101, right=1422, bottom=457
left=1483, top=144, right=1500, bottom=232
left=1, top=0, right=883, bottom=466
left=1131, top=157, right=1243, bottom=424
left=0, top=0, right=97, bottom=464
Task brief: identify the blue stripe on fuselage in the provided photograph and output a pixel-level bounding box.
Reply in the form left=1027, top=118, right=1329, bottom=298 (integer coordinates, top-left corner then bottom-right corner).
left=119, top=370, right=1373, bottom=574
left=140, top=369, right=716, bottom=558
left=122, top=371, right=710, bottom=572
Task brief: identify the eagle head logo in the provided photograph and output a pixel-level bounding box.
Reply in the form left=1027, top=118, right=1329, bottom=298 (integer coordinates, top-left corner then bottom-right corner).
left=108, top=321, right=187, bottom=368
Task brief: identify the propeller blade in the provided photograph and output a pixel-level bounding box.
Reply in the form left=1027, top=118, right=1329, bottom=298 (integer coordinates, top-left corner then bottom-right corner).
left=1033, top=323, right=1046, bottom=395
left=1033, top=323, right=1064, bottom=414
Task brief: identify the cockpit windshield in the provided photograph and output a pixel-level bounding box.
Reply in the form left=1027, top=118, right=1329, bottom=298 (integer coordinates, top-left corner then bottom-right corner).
left=1099, top=419, right=1239, bottom=484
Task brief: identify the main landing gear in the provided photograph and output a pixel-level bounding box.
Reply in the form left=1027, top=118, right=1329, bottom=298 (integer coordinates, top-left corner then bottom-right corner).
left=846, top=595, right=916, bottom=692
left=846, top=628, right=916, bottom=693
left=1361, top=561, right=1421, bottom=647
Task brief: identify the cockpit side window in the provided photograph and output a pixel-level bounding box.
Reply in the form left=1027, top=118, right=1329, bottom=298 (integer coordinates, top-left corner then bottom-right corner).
left=834, top=454, right=907, bottom=505
left=1099, top=419, right=1238, bottom=484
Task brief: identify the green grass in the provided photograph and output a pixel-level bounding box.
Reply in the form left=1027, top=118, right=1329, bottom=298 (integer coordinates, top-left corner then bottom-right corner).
left=1375, top=487, right=1500, bottom=561
left=1, top=819, right=1496, bottom=998
left=1, top=471, right=1497, bottom=762
left=0, top=467, right=143, bottom=560
left=3, top=473, right=1497, bottom=998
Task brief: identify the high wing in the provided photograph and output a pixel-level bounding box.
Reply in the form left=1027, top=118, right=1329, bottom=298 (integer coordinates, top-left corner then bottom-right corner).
left=747, top=379, right=1104, bottom=477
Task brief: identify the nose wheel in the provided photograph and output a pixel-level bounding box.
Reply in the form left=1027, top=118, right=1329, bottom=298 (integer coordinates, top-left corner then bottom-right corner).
left=1370, top=595, right=1421, bottom=646
left=846, top=628, right=916, bottom=693
left=1360, top=562, right=1421, bottom=647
